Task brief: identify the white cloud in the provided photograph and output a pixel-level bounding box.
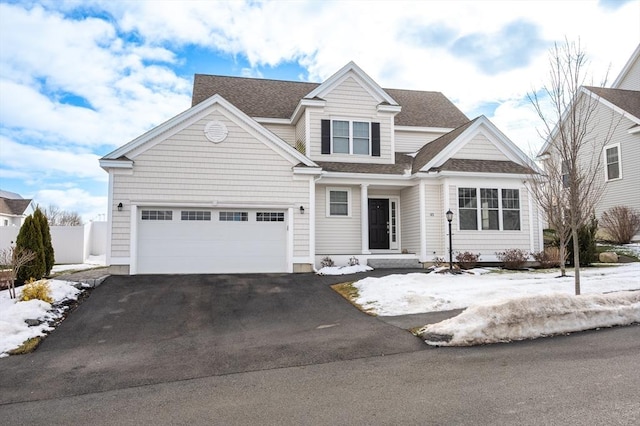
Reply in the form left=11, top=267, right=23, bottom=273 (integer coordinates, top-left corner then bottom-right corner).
left=33, top=188, right=107, bottom=223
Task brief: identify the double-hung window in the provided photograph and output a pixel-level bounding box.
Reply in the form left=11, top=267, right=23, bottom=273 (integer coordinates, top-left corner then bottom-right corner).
left=327, top=188, right=350, bottom=217
left=458, top=187, right=521, bottom=231
left=332, top=120, right=370, bottom=155
left=604, top=144, right=621, bottom=181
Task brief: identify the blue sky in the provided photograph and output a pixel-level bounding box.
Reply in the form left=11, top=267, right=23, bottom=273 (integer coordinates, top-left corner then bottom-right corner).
left=0, top=0, right=638, bottom=221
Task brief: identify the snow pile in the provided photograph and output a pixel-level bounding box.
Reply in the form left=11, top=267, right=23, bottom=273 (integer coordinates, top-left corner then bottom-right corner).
left=0, top=280, right=82, bottom=357
left=317, top=264, right=373, bottom=275
left=51, top=255, right=106, bottom=274
left=354, top=263, right=640, bottom=316
left=419, top=290, right=640, bottom=346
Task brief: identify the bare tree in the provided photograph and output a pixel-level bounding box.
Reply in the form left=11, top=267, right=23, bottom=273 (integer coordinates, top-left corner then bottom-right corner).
left=41, top=204, right=83, bottom=226
left=0, top=245, right=37, bottom=299
left=529, top=39, right=620, bottom=295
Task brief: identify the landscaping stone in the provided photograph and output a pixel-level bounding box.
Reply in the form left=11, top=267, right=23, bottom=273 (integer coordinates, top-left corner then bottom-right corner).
left=599, top=252, right=619, bottom=263
left=24, top=319, right=41, bottom=326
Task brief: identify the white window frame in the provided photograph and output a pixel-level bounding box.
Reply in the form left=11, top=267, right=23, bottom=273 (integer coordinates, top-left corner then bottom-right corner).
left=326, top=187, right=351, bottom=217
left=603, top=143, right=622, bottom=182
left=331, top=119, right=371, bottom=155
left=457, top=187, right=521, bottom=231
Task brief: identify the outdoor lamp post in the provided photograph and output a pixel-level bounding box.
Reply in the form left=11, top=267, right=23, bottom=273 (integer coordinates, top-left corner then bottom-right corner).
left=446, top=209, right=453, bottom=271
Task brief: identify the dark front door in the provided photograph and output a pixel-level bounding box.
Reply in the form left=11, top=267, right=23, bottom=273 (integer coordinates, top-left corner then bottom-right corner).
left=368, top=199, right=389, bottom=249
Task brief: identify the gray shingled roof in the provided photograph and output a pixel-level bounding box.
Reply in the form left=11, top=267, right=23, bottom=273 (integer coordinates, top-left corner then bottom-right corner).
left=585, top=86, right=640, bottom=119
left=192, top=74, right=469, bottom=128
left=411, top=118, right=478, bottom=173
left=0, top=197, right=32, bottom=216
left=316, top=153, right=413, bottom=174
left=431, top=158, right=534, bottom=174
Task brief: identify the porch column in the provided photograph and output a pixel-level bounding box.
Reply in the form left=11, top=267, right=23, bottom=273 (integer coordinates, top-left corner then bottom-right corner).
left=419, top=181, right=427, bottom=262
left=361, top=184, right=370, bottom=254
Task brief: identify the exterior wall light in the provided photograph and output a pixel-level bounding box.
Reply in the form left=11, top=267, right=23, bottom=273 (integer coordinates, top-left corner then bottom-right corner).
left=117, top=202, right=123, bottom=212
left=299, top=206, right=305, bottom=214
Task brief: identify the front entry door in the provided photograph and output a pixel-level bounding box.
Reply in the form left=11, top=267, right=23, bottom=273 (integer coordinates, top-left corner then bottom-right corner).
left=368, top=199, right=389, bottom=249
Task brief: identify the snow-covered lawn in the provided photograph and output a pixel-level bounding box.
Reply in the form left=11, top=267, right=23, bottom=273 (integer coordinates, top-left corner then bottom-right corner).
left=353, top=263, right=640, bottom=346
left=0, top=280, right=84, bottom=357
left=317, top=264, right=373, bottom=275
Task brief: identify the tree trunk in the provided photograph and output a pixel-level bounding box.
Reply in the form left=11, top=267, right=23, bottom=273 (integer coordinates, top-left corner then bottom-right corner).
left=571, top=227, right=581, bottom=295
left=559, top=234, right=567, bottom=277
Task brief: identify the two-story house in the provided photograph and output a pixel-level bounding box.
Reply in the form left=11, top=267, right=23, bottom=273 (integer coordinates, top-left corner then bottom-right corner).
left=100, top=62, right=543, bottom=274
left=537, top=44, right=640, bottom=240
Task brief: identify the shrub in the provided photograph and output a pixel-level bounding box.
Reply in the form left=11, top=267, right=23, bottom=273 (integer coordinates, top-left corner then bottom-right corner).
left=532, top=247, right=562, bottom=268
left=599, top=206, right=640, bottom=244
left=34, top=208, right=55, bottom=276
left=432, top=256, right=446, bottom=267
left=16, top=215, right=46, bottom=283
left=567, top=215, right=598, bottom=267
left=496, top=248, right=529, bottom=270
left=20, top=279, right=53, bottom=304
left=320, top=256, right=334, bottom=268
left=348, top=256, right=359, bottom=266
left=455, top=252, right=480, bottom=269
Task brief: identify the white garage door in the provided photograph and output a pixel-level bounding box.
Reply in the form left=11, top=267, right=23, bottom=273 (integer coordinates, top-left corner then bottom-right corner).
left=137, top=208, right=288, bottom=274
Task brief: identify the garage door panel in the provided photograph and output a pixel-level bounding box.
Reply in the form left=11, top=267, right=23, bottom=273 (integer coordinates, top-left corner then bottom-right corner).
left=137, top=208, right=287, bottom=274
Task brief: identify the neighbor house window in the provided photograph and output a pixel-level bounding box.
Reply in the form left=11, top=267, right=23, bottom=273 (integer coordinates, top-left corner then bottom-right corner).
left=561, top=160, right=570, bottom=188
left=181, top=211, right=211, bottom=221
left=219, top=212, right=248, bottom=221
left=327, top=188, right=350, bottom=216
left=604, top=144, right=621, bottom=181
left=256, top=212, right=284, bottom=222
left=458, top=188, right=520, bottom=231
left=141, top=210, right=173, bottom=220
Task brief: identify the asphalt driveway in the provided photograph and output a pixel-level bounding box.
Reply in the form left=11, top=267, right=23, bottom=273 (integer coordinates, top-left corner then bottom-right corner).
left=0, top=272, right=426, bottom=404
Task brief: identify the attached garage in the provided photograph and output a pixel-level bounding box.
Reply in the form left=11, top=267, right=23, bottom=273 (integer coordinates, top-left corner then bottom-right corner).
left=135, top=207, right=289, bottom=274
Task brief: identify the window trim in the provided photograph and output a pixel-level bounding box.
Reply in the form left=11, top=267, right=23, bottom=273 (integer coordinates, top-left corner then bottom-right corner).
left=457, top=187, right=521, bottom=231
left=603, top=143, right=622, bottom=182
left=326, top=187, right=351, bottom=217
left=331, top=119, right=371, bottom=155
left=141, top=210, right=173, bottom=221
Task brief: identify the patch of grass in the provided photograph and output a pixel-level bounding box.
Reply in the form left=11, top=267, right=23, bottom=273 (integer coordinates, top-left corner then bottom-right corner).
left=8, top=336, right=43, bottom=355
left=330, top=282, right=377, bottom=316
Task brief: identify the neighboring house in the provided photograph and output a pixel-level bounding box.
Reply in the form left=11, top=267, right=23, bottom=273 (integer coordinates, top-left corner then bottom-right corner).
left=100, top=62, right=543, bottom=275
left=0, top=190, right=35, bottom=227
left=537, top=44, right=640, bottom=238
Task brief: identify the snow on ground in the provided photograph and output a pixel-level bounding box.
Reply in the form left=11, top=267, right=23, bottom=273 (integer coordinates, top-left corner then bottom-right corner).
left=354, top=263, right=640, bottom=316
left=51, top=255, right=106, bottom=274
left=419, top=290, right=640, bottom=346
left=354, top=263, right=640, bottom=346
left=317, top=264, right=373, bottom=275
left=0, top=280, right=82, bottom=357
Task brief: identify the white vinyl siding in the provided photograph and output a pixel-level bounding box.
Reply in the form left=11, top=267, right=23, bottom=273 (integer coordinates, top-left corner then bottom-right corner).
left=295, top=113, right=306, bottom=153
left=453, top=134, right=510, bottom=161
left=614, top=55, right=640, bottom=90
left=592, top=110, right=640, bottom=217
left=400, top=186, right=420, bottom=254
left=261, top=123, right=296, bottom=146
left=424, top=184, right=445, bottom=257
left=308, top=76, right=394, bottom=164
left=315, top=185, right=361, bottom=254
left=110, top=106, right=310, bottom=260
left=394, top=130, right=447, bottom=153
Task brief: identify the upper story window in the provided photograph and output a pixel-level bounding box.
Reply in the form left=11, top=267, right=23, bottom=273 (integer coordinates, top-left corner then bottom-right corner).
left=604, top=144, right=621, bottom=181
left=458, top=187, right=520, bottom=231
left=321, top=119, right=380, bottom=157
left=561, top=160, right=570, bottom=188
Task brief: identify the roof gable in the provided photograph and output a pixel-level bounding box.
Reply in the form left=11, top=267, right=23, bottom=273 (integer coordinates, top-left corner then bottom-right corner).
left=304, top=61, right=398, bottom=106
left=0, top=197, right=33, bottom=216
left=101, top=94, right=317, bottom=169
left=612, top=44, right=640, bottom=89
left=414, top=116, right=539, bottom=174
left=583, top=86, right=640, bottom=122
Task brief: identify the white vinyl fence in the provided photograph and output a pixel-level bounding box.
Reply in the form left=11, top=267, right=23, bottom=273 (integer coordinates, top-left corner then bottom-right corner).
left=0, top=221, right=106, bottom=265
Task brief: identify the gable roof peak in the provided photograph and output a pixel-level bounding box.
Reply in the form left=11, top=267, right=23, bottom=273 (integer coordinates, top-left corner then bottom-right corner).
left=304, top=61, right=399, bottom=106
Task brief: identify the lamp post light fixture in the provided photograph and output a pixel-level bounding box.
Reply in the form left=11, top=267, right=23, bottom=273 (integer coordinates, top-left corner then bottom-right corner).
left=445, top=209, right=453, bottom=271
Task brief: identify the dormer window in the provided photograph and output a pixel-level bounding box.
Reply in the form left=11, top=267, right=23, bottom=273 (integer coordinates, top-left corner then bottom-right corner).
left=321, top=119, right=380, bottom=156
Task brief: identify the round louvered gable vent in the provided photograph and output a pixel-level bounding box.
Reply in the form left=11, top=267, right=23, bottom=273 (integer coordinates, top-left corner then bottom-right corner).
left=204, top=121, right=228, bottom=143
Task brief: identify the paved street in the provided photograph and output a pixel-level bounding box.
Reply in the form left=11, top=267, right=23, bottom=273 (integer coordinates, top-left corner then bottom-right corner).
left=1, top=273, right=639, bottom=424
